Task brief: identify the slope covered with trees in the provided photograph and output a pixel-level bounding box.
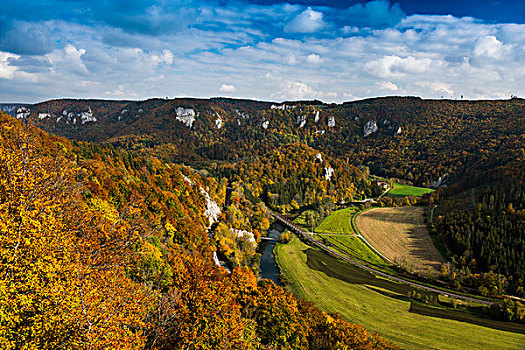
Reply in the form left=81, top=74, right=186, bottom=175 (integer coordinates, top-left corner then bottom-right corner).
left=218, top=143, right=380, bottom=214
left=17, top=97, right=524, bottom=188
left=0, top=112, right=398, bottom=349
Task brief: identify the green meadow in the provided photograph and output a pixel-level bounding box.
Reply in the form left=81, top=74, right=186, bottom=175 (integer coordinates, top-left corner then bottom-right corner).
left=275, top=236, right=525, bottom=350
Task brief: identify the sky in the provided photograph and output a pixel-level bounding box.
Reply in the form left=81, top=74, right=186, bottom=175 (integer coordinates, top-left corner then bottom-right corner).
left=0, top=0, right=524, bottom=103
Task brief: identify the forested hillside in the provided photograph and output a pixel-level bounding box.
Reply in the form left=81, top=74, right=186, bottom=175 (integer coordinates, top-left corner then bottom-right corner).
left=0, top=112, right=398, bottom=349
left=433, top=178, right=525, bottom=298
left=218, top=143, right=380, bottom=213
left=12, top=97, right=524, bottom=187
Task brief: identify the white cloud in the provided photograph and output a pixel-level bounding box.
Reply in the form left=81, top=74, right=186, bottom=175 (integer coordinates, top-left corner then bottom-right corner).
left=417, top=82, right=454, bottom=95
left=152, top=50, right=174, bottom=65
left=282, top=81, right=315, bottom=99
left=379, top=81, right=398, bottom=91
left=365, top=55, right=434, bottom=78
left=219, top=84, right=236, bottom=92
left=306, top=54, right=322, bottom=64
left=473, top=36, right=509, bottom=59
left=287, top=55, right=297, bottom=65
left=0, top=52, right=20, bottom=79
left=285, top=7, right=325, bottom=33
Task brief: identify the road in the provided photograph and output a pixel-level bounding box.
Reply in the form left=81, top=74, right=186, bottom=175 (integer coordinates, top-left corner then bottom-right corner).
left=270, top=210, right=493, bottom=306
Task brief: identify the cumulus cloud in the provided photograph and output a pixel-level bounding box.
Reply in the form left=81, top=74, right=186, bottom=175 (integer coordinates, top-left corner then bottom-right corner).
left=219, top=84, right=236, bottom=92
left=417, top=82, right=454, bottom=95
left=0, top=52, right=20, bottom=79
left=379, top=81, right=399, bottom=91
left=284, top=7, right=326, bottom=33
left=282, top=81, right=315, bottom=99
left=306, top=54, right=322, bottom=64
left=473, top=36, right=509, bottom=59
left=365, top=55, right=434, bottom=78
left=152, top=50, right=174, bottom=65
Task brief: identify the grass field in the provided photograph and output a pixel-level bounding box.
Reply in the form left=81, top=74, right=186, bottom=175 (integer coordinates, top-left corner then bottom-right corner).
left=356, top=207, right=445, bottom=275
left=316, top=234, right=388, bottom=267
left=388, top=182, right=434, bottom=197
left=275, top=236, right=525, bottom=350
left=315, top=207, right=357, bottom=234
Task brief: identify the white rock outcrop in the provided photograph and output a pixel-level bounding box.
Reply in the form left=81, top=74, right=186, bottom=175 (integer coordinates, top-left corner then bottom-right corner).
left=324, top=166, right=334, bottom=181
left=314, top=111, right=320, bottom=123
left=38, top=113, right=51, bottom=120
left=297, top=115, right=307, bottom=128
left=315, top=130, right=325, bottom=135
left=80, top=108, right=96, bottom=124
left=328, top=116, right=336, bottom=128
left=230, top=228, right=256, bottom=246
left=175, top=107, right=196, bottom=127
left=200, top=188, right=221, bottom=227
left=213, top=251, right=221, bottom=266
left=395, top=127, right=402, bottom=135
left=363, top=120, right=378, bottom=137
left=315, top=153, right=323, bottom=163
left=215, top=113, right=223, bottom=129
left=182, top=174, right=193, bottom=185
left=431, top=173, right=449, bottom=188
left=262, top=120, right=269, bottom=129
left=16, top=107, right=30, bottom=119
left=0, top=105, right=19, bottom=114
left=235, top=109, right=249, bottom=119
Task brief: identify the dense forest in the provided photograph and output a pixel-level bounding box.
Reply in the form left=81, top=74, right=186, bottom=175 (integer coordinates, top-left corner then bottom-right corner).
left=19, top=96, right=524, bottom=187
left=216, top=143, right=380, bottom=213
left=434, top=179, right=525, bottom=297
left=0, top=112, right=398, bottom=349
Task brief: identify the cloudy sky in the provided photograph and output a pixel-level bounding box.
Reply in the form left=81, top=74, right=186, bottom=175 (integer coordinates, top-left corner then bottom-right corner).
left=1, top=0, right=524, bottom=103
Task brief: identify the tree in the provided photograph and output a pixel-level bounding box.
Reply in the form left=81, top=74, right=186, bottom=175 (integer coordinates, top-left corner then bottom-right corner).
left=0, top=123, right=150, bottom=349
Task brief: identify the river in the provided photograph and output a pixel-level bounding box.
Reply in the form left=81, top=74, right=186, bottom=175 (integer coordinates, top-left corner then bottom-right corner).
left=258, top=223, right=284, bottom=285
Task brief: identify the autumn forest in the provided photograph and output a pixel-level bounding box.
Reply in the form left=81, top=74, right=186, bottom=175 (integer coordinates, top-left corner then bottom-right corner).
left=1, top=95, right=524, bottom=349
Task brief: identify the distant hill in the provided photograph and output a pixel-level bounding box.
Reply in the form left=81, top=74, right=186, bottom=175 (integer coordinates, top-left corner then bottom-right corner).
left=0, top=103, right=30, bottom=117
left=12, top=96, right=524, bottom=188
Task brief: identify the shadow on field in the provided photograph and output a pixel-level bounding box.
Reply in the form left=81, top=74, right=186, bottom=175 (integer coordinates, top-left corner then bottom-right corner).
left=304, top=248, right=435, bottom=300
left=304, top=247, right=525, bottom=336
left=409, top=302, right=525, bottom=335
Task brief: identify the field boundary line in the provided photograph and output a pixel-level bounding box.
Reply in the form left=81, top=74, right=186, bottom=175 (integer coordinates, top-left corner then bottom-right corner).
left=351, top=209, right=393, bottom=264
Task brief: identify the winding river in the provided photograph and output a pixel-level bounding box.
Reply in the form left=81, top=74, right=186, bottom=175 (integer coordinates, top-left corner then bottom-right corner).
left=258, top=223, right=284, bottom=285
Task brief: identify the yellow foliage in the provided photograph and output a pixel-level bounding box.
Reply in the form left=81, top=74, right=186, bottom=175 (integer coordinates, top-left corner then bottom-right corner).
left=0, top=124, right=151, bottom=349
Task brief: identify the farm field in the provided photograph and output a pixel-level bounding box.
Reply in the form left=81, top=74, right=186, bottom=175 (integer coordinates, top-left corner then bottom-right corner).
left=315, top=234, right=388, bottom=267
left=315, top=207, right=357, bottom=234
left=356, top=206, right=445, bottom=275
left=275, top=235, right=525, bottom=350
left=388, top=182, right=434, bottom=197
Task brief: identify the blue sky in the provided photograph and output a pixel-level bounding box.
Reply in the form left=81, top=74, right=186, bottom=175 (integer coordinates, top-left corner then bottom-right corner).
left=1, top=0, right=524, bottom=103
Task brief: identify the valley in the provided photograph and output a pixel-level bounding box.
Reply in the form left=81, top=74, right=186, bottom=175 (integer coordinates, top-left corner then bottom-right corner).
left=1, top=95, right=523, bottom=349
left=275, top=235, right=525, bottom=350
left=3, top=1, right=525, bottom=349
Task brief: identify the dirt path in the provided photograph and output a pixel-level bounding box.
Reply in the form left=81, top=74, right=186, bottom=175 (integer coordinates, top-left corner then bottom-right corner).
left=356, top=207, right=445, bottom=276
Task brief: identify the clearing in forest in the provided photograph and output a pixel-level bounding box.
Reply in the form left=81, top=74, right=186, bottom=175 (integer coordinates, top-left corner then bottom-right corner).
left=315, top=207, right=357, bottom=234
left=388, top=182, right=434, bottom=197
left=356, top=206, right=445, bottom=275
